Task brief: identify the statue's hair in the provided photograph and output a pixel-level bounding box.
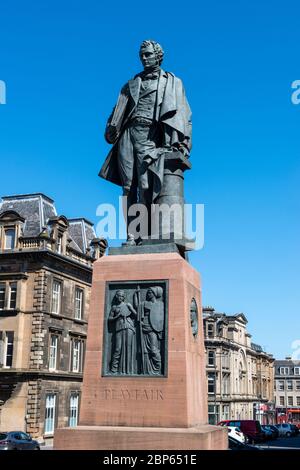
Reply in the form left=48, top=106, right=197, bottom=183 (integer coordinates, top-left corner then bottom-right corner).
left=116, top=289, right=125, bottom=298
left=140, top=40, right=164, bottom=65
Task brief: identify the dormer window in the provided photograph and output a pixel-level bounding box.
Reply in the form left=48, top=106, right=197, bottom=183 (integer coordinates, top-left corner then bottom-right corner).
left=47, top=216, right=68, bottom=255
left=57, top=235, right=62, bottom=254
left=207, top=323, right=214, bottom=337
left=0, top=211, right=24, bottom=251
left=4, top=227, right=16, bottom=249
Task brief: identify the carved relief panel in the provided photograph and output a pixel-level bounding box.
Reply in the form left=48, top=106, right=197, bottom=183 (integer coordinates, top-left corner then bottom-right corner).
left=102, top=281, right=168, bottom=377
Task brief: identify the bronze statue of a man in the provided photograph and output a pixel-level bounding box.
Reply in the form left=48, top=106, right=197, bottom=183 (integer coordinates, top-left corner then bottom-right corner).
left=99, top=40, right=192, bottom=240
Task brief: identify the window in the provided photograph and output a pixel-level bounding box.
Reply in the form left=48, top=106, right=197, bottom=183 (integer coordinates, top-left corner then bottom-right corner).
left=278, top=380, right=284, bottom=391
left=253, top=379, right=257, bottom=395
left=287, top=380, right=293, bottom=391
left=51, top=280, right=62, bottom=315
left=44, top=394, right=56, bottom=435
left=296, top=381, right=300, bottom=390
left=57, top=235, right=62, bottom=254
left=8, top=283, right=17, bottom=309
left=208, top=404, right=219, bottom=425
left=207, top=323, right=214, bottom=337
left=49, top=335, right=58, bottom=370
left=71, top=338, right=84, bottom=373
left=294, top=367, right=300, bottom=376
left=222, top=405, right=230, bottom=420
left=0, top=331, right=14, bottom=368
left=279, top=396, right=285, bottom=406
left=280, top=367, right=289, bottom=375
left=288, top=396, right=293, bottom=406
left=208, top=373, right=215, bottom=394
left=0, top=282, right=17, bottom=310
left=69, top=393, right=79, bottom=427
left=0, top=284, right=5, bottom=309
left=222, top=373, right=230, bottom=395
left=222, top=353, right=230, bottom=369
left=75, top=288, right=83, bottom=320
left=4, top=228, right=16, bottom=249
left=229, top=420, right=241, bottom=427
left=208, top=351, right=215, bottom=367
left=297, top=396, right=300, bottom=406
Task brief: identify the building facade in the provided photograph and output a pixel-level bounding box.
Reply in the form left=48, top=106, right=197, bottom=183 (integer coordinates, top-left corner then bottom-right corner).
left=274, top=358, right=300, bottom=424
left=203, top=307, right=275, bottom=425
left=0, top=193, right=106, bottom=442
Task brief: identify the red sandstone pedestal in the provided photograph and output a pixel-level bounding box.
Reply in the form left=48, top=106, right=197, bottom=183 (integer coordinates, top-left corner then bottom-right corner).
left=54, top=252, right=227, bottom=449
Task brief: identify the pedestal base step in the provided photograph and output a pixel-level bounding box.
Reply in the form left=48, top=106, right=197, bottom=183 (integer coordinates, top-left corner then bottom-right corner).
left=54, top=424, right=227, bottom=450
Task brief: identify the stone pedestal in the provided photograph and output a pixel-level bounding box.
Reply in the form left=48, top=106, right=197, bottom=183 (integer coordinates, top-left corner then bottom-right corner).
left=54, top=252, right=227, bottom=449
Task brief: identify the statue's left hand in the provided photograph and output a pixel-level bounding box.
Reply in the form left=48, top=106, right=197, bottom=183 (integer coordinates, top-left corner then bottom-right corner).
left=105, top=125, right=119, bottom=144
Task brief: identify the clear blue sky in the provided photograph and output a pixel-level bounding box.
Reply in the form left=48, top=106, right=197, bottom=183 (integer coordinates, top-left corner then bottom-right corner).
left=0, top=0, right=299, bottom=359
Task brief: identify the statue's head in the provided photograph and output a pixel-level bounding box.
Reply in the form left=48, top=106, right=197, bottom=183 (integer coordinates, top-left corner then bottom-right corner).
left=146, top=286, right=163, bottom=301
left=139, top=40, right=164, bottom=69
left=115, top=290, right=125, bottom=302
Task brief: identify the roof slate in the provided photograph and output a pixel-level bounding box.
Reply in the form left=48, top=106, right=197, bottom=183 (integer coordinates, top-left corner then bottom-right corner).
left=0, top=193, right=96, bottom=255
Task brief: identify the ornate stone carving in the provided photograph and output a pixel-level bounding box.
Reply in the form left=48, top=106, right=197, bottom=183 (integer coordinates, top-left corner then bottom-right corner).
left=190, top=298, right=198, bottom=338
left=103, top=281, right=167, bottom=376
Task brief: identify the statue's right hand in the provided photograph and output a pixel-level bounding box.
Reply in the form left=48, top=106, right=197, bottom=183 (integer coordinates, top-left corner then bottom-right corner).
left=105, top=125, right=119, bottom=144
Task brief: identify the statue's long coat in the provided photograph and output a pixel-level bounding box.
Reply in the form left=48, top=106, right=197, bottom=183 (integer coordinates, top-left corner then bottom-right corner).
left=99, top=70, right=192, bottom=198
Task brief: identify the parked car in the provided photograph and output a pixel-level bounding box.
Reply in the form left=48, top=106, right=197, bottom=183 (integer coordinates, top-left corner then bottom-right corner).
left=290, top=424, right=300, bottom=435
left=0, top=432, right=40, bottom=450
left=262, top=425, right=279, bottom=439
left=218, top=420, right=265, bottom=443
left=228, top=436, right=261, bottom=451
left=275, top=423, right=297, bottom=437
left=261, top=425, right=274, bottom=440
left=226, top=426, right=246, bottom=443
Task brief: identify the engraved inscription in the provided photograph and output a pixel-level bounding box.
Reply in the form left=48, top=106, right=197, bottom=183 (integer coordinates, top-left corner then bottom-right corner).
left=103, top=389, right=164, bottom=401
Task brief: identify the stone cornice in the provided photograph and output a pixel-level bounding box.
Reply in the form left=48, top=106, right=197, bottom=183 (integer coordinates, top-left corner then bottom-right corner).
left=0, top=369, right=83, bottom=381
left=0, top=248, right=93, bottom=274
left=0, top=272, right=28, bottom=280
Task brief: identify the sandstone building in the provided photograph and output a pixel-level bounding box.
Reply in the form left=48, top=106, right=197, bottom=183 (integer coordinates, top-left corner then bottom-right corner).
left=0, top=193, right=106, bottom=442
left=203, top=307, right=275, bottom=424
left=274, top=358, right=300, bottom=424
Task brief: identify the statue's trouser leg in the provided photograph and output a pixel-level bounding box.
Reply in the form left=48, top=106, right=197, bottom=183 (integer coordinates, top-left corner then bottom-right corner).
left=118, top=124, right=160, bottom=240
left=130, top=124, right=157, bottom=192
left=131, top=124, right=158, bottom=238
left=117, top=129, right=137, bottom=238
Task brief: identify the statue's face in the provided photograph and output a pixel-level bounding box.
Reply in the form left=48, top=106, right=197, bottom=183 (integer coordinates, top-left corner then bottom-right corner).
left=116, top=291, right=125, bottom=302
left=139, top=44, right=158, bottom=69
left=146, top=289, right=155, bottom=300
